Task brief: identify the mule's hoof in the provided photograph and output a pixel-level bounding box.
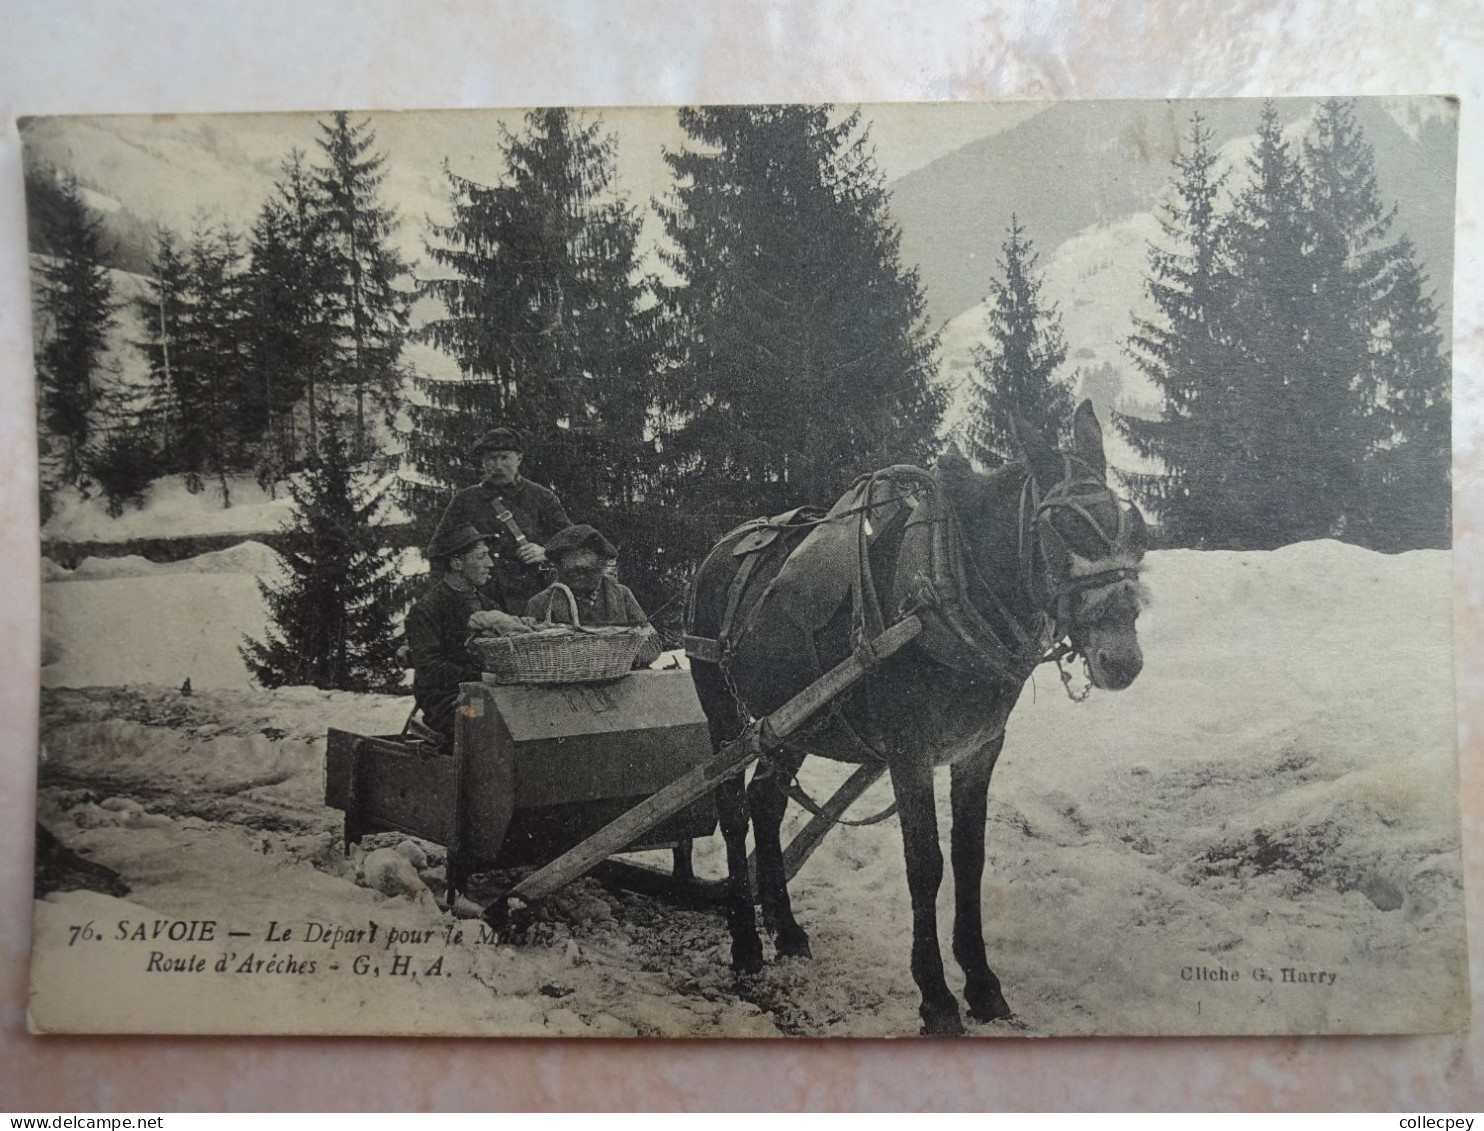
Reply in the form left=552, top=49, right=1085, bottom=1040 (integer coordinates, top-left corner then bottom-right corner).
left=919, top=1005, right=966, bottom=1037
left=482, top=896, right=533, bottom=944
left=967, top=993, right=1014, bottom=1024
left=775, top=926, right=812, bottom=960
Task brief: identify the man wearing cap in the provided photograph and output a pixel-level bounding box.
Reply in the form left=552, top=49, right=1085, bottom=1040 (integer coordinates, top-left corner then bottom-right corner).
left=431, top=426, right=573, bottom=614
left=525, top=524, right=652, bottom=630
left=405, top=522, right=527, bottom=739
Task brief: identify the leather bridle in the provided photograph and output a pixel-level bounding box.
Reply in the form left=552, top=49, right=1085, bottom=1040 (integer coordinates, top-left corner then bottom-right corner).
left=1019, top=454, right=1141, bottom=630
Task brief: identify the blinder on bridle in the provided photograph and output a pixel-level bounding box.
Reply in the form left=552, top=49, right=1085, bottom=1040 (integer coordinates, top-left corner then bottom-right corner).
left=1021, top=453, right=1142, bottom=631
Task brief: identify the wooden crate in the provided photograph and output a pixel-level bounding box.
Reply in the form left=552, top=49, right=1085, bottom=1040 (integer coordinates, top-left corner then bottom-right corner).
left=326, top=670, right=718, bottom=889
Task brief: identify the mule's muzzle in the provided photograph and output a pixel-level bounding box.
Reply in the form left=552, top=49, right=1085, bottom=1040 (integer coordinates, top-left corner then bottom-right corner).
left=1090, top=644, right=1143, bottom=691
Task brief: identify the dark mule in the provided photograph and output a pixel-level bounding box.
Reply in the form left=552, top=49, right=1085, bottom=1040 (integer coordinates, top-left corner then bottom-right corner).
left=685, top=401, right=1149, bottom=1034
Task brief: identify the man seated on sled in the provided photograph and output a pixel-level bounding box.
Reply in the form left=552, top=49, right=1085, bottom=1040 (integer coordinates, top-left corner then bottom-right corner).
left=405, top=522, right=530, bottom=739
left=526, top=525, right=663, bottom=670
left=525, top=524, right=651, bottom=629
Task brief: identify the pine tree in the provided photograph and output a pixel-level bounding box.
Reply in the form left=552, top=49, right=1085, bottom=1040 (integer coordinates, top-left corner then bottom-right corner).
left=87, top=354, right=162, bottom=517
left=656, top=104, right=942, bottom=531
left=966, top=216, right=1073, bottom=468
left=314, top=113, right=412, bottom=457
left=87, top=429, right=160, bottom=518
left=1214, top=102, right=1326, bottom=548
left=243, top=150, right=341, bottom=485
left=1363, top=237, right=1451, bottom=550
left=1117, top=112, right=1236, bottom=547
left=134, top=226, right=188, bottom=467
left=413, top=109, right=661, bottom=518
left=1302, top=98, right=1397, bottom=540
left=170, top=222, right=250, bottom=503
left=1123, top=101, right=1450, bottom=552
left=24, top=164, right=78, bottom=260
left=241, top=411, right=407, bottom=692
left=31, top=174, right=116, bottom=482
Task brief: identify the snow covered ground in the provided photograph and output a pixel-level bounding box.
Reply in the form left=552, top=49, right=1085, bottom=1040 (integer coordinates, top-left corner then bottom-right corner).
left=30, top=538, right=1466, bottom=1037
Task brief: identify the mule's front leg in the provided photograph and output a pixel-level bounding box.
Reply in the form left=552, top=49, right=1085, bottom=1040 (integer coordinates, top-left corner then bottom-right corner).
left=889, top=753, right=962, bottom=1036
left=749, top=749, right=810, bottom=958
left=715, top=769, right=763, bottom=974
left=951, top=734, right=1012, bottom=1023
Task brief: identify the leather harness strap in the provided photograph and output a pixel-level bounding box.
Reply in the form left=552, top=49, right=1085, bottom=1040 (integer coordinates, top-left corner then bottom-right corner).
left=719, top=542, right=765, bottom=655
left=687, top=459, right=1134, bottom=699
left=489, top=494, right=531, bottom=549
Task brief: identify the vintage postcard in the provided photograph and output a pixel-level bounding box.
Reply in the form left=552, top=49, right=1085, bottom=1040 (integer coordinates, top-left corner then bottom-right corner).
left=24, top=98, right=1464, bottom=1037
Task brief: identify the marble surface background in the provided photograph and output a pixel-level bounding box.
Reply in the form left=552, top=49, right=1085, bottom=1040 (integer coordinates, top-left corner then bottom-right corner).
left=1, top=0, right=1480, bottom=1110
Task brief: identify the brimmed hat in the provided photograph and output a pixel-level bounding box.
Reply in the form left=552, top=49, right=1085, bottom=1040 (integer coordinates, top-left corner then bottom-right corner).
left=472, top=427, right=525, bottom=458
left=544, top=524, right=617, bottom=562
left=426, top=522, right=488, bottom=560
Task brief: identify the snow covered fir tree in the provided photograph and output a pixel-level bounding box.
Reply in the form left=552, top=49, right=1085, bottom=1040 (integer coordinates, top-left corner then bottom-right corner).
left=655, top=104, right=943, bottom=536
left=1118, top=100, right=1452, bottom=551
left=28, top=171, right=117, bottom=494
left=965, top=215, right=1074, bottom=468
left=240, top=412, right=407, bottom=693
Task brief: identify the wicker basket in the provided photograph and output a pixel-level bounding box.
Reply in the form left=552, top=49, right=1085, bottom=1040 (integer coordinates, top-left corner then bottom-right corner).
left=471, top=582, right=659, bottom=684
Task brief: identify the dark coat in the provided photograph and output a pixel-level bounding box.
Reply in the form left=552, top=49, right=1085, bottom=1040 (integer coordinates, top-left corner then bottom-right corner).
left=406, top=578, right=503, bottom=734
left=433, top=477, right=572, bottom=611
left=526, top=576, right=650, bottom=629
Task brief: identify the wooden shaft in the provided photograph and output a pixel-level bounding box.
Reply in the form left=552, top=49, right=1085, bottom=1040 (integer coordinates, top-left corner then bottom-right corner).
left=500, top=614, right=922, bottom=907
left=778, top=763, right=888, bottom=882
left=759, top=615, right=922, bottom=744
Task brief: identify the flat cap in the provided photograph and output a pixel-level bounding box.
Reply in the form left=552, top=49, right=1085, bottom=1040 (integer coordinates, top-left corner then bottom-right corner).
left=544, top=524, right=617, bottom=561
left=472, top=427, right=525, bottom=458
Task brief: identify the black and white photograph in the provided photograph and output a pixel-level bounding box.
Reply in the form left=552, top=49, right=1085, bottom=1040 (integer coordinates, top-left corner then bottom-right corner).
left=23, top=97, right=1464, bottom=1038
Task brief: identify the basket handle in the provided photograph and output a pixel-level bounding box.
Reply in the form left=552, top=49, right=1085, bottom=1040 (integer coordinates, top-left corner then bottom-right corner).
left=543, top=581, right=582, bottom=629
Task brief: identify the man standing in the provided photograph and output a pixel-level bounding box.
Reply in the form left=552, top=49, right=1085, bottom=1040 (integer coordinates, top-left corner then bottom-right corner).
left=432, top=427, right=572, bottom=614
left=405, top=522, right=522, bottom=739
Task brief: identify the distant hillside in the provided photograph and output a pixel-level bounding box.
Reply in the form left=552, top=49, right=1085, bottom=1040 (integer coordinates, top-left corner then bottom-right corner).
left=19, top=113, right=449, bottom=274
left=890, top=98, right=1457, bottom=334
left=21, top=117, right=286, bottom=274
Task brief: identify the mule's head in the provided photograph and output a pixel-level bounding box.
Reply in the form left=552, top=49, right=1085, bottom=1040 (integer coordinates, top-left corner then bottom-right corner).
left=1016, top=401, right=1149, bottom=691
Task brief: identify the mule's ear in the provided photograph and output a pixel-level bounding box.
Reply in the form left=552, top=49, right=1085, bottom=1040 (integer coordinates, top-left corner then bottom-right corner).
left=1012, top=414, right=1063, bottom=489
left=1072, top=399, right=1106, bottom=479
left=1123, top=502, right=1149, bottom=556
left=937, top=440, right=970, bottom=474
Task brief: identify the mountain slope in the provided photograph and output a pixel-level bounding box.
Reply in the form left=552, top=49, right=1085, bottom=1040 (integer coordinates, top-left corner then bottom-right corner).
left=890, top=98, right=1456, bottom=334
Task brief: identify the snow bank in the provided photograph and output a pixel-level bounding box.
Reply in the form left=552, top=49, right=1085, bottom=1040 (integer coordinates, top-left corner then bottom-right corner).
left=43, top=471, right=410, bottom=544
left=43, top=570, right=271, bottom=691
left=43, top=541, right=296, bottom=690
left=64, top=540, right=286, bottom=582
